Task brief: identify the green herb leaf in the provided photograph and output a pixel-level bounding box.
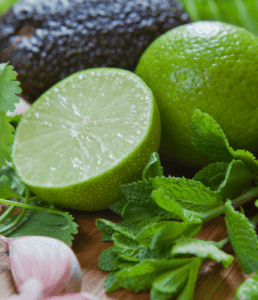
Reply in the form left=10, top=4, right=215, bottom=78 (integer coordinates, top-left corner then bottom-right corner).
left=142, top=152, right=163, bottom=180
left=98, top=246, right=123, bottom=272
left=0, top=164, right=26, bottom=196
left=115, top=258, right=193, bottom=292
left=190, top=109, right=234, bottom=162
left=113, top=233, right=142, bottom=262
left=4, top=204, right=78, bottom=246
left=235, top=272, right=258, bottom=300
left=0, top=63, right=21, bottom=113
left=225, top=199, right=258, bottom=274
left=216, top=160, right=255, bottom=200
left=152, top=176, right=224, bottom=223
left=104, top=272, right=123, bottom=292
left=0, top=175, right=20, bottom=199
left=193, top=161, right=229, bottom=191
left=0, top=111, right=14, bottom=167
left=171, top=237, right=234, bottom=268
left=120, top=179, right=176, bottom=222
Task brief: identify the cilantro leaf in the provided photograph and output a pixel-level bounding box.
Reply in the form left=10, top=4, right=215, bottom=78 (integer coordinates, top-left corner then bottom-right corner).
left=0, top=111, right=14, bottom=167
left=225, top=199, right=258, bottom=274
left=0, top=63, right=21, bottom=113
left=235, top=272, right=258, bottom=300
left=0, top=164, right=25, bottom=196
left=142, top=152, right=163, bottom=180
left=0, top=175, right=20, bottom=199
left=0, top=0, right=22, bottom=15
left=3, top=204, right=78, bottom=247
left=190, top=109, right=234, bottom=162
left=171, top=237, right=234, bottom=268
left=152, top=177, right=224, bottom=223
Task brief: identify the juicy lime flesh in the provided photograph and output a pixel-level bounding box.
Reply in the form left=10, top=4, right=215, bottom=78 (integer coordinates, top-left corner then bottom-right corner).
left=135, top=21, right=258, bottom=167
left=13, top=69, right=153, bottom=188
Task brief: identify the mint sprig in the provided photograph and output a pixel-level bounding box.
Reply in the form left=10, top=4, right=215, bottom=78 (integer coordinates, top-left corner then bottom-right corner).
left=98, top=109, right=258, bottom=299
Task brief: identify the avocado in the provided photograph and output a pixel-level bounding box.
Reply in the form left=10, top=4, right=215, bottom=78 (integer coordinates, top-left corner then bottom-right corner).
left=0, top=0, right=191, bottom=102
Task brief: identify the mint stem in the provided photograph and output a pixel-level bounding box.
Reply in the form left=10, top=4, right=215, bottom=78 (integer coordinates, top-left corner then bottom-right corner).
left=202, top=186, right=258, bottom=223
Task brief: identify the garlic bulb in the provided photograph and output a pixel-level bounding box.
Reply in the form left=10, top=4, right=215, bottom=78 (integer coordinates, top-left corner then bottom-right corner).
left=0, top=235, right=82, bottom=297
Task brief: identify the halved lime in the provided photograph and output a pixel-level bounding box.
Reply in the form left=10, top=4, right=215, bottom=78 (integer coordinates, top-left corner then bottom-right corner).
left=12, top=68, right=161, bottom=210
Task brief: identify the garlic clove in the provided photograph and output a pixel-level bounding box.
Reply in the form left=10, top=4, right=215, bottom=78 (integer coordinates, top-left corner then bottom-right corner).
left=0, top=235, right=82, bottom=297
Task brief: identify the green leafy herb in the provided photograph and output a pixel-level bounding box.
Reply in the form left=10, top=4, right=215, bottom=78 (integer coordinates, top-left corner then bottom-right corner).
left=235, top=272, right=258, bottom=300
left=225, top=199, right=258, bottom=274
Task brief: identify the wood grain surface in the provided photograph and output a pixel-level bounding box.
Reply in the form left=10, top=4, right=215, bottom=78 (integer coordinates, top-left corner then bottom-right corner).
left=0, top=99, right=256, bottom=299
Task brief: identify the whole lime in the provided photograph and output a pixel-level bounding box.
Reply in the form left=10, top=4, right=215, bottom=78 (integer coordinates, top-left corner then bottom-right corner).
left=135, top=21, right=258, bottom=168
left=12, top=68, right=161, bottom=211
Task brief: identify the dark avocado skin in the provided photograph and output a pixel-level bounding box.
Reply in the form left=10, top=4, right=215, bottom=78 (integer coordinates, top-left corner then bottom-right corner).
left=0, top=0, right=191, bottom=102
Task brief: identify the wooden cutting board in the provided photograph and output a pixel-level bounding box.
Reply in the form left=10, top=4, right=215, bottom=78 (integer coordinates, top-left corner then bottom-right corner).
left=0, top=99, right=255, bottom=299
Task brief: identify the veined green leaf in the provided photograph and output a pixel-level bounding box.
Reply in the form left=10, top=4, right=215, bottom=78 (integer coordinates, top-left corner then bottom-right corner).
left=0, top=175, right=20, bottom=199
left=235, top=272, right=258, bottom=300
left=152, top=176, right=224, bottom=223
left=115, top=258, right=192, bottom=292
left=0, top=111, right=14, bottom=168
left=171, top=237, right=234, bottom=268
left=142, top=152, right=163, bottom=180
left=225, top=200, right=258, bottom=274
left=0, top=63, right=21, bottom=113
left=4, top=205, right=78, bottom=247
left=113, top=233, right=142, bottom=262
left=98, top=246, right=123, bottom=272
left=193, top=161, right=229, bottom=191
left=190, top=109, right=234, bottom=162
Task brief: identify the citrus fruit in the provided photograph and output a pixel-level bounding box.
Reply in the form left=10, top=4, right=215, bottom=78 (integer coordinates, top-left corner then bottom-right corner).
left=135, top=21, right=258, bottom=168
left=12, top=68, right=161, bottom=211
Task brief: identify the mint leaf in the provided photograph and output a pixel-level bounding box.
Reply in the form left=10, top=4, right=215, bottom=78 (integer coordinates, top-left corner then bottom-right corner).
left=136, top=221, right=201, bottom=250
left=115, top=258, right=192, bottom=292
left=121, top=179, right=176, bottom=222
left=151, top=263, right=190, bottom=297
left=193, top=161, right=229, bottom=191
left=235, top=272, right=258, bottom=300
left=152, top=177, right=224, bottom=223
left=171, top=237, right=234, bottom=268
left=0, top=175, right=20, bottom=199
left=142, top=152, right=163, bottom=180
left=4, top=204, right=78, bottom=247
left=190, top=109, right=234, bottom=162
left=113, top=233, right=142, bottom=262
left=225, top=199, right=258, bottom=274
left=217, top=160, right=255, bottom=200
left=104, top=272, right=123, bottom=292
left=177, top=257, right=202, bottom=300
left=98, top=246, right=122, bottom=272
left=0, top=111, right=14, bottom=167
left=0, top=63, right=21, bottom=113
